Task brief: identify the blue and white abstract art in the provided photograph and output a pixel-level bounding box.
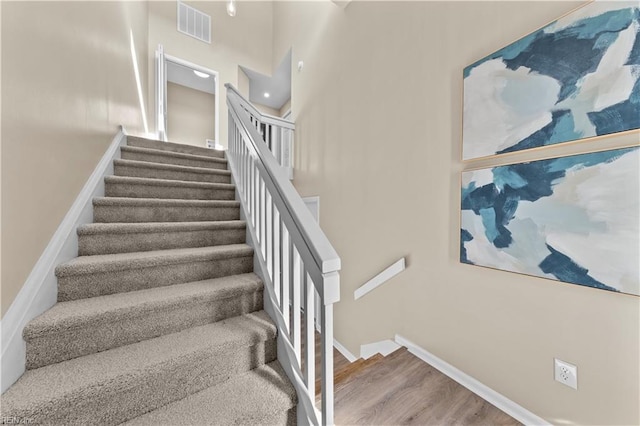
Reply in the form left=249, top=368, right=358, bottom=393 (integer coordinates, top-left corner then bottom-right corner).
left=460, top=147, right=640, bottom=296
left=463, top=2, right=640, bottom=160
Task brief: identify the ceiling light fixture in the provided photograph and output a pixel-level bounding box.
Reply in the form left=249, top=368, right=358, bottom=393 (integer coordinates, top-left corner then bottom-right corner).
left=264, top=92, right=270, bottom=98
left=227, top=0, right=236, bottom=17
left=193, top=70, right=210, bottom=79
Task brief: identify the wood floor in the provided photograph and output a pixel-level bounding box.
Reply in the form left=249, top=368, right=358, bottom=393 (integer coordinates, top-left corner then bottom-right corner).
left=307, top=336, right=520, bottom=425
left=329, top=348, right=520, bottom=425
left=299, top=319, right=518, bottom=424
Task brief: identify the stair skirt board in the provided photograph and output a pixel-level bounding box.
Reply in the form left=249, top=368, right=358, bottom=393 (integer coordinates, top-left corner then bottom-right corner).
left=1, top=135, right=297, bottom=425
left=0, top=128, right=127, bottom=394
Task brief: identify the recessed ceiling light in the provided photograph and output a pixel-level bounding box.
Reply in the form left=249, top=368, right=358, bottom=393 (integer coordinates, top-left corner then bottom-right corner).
left=264, top=92, right=270, bottom=98
left=193, top=70, right=210, bottom=79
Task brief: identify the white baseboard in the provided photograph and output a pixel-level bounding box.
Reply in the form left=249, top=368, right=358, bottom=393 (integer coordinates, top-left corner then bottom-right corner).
left=0, top=128, right=127, bottom=394
left=394, top=334, right=550, bottom=426
left=333, top=339, right=357, bottom=363
left=360, top=339, right=401, bottom=360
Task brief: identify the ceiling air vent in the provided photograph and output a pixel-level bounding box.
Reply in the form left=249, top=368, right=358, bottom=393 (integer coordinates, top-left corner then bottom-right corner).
left=177, top=1, right=211, bottom=44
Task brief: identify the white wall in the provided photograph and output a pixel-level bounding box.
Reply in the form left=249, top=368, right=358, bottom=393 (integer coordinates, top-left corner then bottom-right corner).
left=1, top=1, right=149, bottom=317
left=148, top=1, right=273, bottom=148
left=167, top=82, right=215, bottom=147
left=272, top=1, right=640, bottom=425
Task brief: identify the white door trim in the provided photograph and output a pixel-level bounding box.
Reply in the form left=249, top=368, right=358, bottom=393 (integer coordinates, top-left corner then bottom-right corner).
left=163, top=52, right=220, bottom=148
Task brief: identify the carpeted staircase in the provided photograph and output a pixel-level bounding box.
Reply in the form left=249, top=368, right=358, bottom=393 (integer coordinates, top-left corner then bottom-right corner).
left=1, top=136, right=297, bottom=425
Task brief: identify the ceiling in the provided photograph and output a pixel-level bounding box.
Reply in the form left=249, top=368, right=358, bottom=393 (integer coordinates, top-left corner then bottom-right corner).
left=240, top=50, right=291, bottom=110
left=167, top=60, right=216, bottom=95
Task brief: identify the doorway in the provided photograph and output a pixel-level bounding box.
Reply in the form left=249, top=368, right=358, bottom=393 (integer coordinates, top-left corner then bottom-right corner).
left=155, top=45, right=220, bottom=149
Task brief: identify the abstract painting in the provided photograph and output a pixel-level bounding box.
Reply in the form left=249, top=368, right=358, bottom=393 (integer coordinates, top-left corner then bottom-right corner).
left=463, top=2, right=640, bottom=160
left=460, top=146, right=640, bottom=296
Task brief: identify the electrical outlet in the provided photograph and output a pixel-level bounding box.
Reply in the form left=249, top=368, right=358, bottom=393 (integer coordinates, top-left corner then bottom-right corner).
left=554, top=358, right=578, bottom=390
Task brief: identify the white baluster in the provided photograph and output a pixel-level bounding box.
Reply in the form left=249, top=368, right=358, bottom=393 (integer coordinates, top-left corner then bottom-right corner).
left=244, top=146, right=249, bottom=205
left=260, top=180, right=266, bottom=258
left=321, top=300, right=334, bottom=426
left=273, top=208, right=281, bottom=305
left=292, top=247, right=301, bottom=363
left=249, top=159, right=255, bottom=228
left=305, top=273, right=316, bottom=402
left=281, top=227, right=291, bottom=330
left=266, top=192, right=273, bottom=280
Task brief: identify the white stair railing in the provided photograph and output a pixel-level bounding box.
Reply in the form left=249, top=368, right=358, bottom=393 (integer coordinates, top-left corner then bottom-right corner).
left=227, top=85, right=295, bottom=179
left=225, top=84, right=341, bottom=426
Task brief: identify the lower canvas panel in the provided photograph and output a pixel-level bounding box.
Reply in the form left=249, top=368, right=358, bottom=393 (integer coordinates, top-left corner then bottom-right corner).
left=460, top=146, right=639, bottom=296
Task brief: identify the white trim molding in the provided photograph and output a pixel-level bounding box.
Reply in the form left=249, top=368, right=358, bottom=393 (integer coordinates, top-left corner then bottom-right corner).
left=164, top=53, right=220, bottom=148
left=333, top=339, right=357, bottom=363
left=354, top=258, right=405, bottom=300
left=360, top=339, right=401, bottom=360
left=0, top=128, right=128, bottom=394
left=394, top=334, right=550, bottom=426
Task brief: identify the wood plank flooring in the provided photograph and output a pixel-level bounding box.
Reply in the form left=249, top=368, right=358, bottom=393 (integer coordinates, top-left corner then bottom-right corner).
left=300, top=320, right=519, bottom=424
left=329, top=348, right=520, bottom=425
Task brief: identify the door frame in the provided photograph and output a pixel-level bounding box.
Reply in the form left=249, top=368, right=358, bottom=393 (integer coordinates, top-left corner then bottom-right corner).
left=156, top=44, right=220, bottom=146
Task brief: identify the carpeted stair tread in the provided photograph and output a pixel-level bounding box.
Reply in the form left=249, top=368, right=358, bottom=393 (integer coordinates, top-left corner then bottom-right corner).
left=56, top=244, right=253, bottom=277
left=127, top=136, right=226, bottom=158
left=121, top=146, right=227, bottom=170
left=1, top=311, right=276, bottom=425
left=114, top=158, right=231, bottom=183
left=77, top=221, right=247, bottom=255
left=78, top=220, right=246, bottom=235
left=124, top=361, right=297, bottom=426
left=24, top=274, right=263, bottom=368
left=56, top=244, right=254, bottom=301
left=93, top=196, right=239, bottom=208
left=105, top=175, right=235, bottom=190
left=26, top=273, right=262, bottom=336
left=104, top=175, right=236, bottom=200
left=121, top=146, right=227, bottom=165
left=92, top=197, right=241, bottom=223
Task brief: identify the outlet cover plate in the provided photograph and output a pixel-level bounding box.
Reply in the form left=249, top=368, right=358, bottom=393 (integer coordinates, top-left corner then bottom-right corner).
left=554, top=358, right=578, bottom=390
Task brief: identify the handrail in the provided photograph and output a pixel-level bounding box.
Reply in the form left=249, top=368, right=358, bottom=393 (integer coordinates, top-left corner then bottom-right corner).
left=226, top=85, right=296, bottom=180
left=226, top=84, right=295, bottom=129
left=226, top=84, right=341, bottom=286
left=225, top=83, right=341, bottom=425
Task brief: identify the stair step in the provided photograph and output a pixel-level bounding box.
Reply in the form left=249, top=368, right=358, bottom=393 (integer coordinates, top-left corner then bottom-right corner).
left=124, top=361, right=297, bottom=426
left=121, top=146, right=228, bottom=170
left=114, top=159, right=231, bottom=184
left=77, top=220, right=247, bottom=255
left=56, top=244, right=254, bottom=301
left=104, top=175, right=236, bottom=200
left=127, top=135, right=226, bottom=159
left=93, top=197, right=240, bottom=223
left=1, top=311, right=277, bottom=425
left=24, top=273, right=263, bottom=369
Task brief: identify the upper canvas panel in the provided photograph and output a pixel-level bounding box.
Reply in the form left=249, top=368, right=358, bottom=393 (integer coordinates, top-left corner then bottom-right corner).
left=462, top=1, right=640, bottom=161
